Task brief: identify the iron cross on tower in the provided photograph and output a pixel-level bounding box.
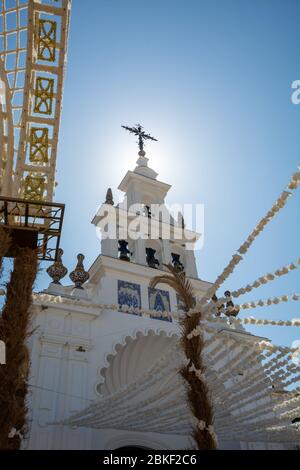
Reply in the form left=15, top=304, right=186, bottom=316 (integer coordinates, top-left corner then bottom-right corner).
left=121, top=124, right=158, bottom=154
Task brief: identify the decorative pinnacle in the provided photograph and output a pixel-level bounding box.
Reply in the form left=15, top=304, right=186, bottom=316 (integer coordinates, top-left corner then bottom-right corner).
left=104, top=188, right=114, bottom=205
left=121, top=124, right=158, bottom=154
left=69, top=253, right=89, bottom=289
left=46, top=248, right=67, bottom=285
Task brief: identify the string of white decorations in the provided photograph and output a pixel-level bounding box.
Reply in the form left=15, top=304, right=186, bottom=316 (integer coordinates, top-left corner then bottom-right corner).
left=203, top=329, right=300, bottom=404
left=204, top=292, right=300, bottom=318
left=288, top=168, right=300, bottom=190
left=218, top=386, right=292, bottom=425
left=48, top=314, right=298, bottom=432
left=95, top=365, right=184, bottom=420
left=282, top=373, right=300, bottom=388
left=207, top=350, right=258, bottom=398
left=63, top=373, right=296, bottom=441
left=212, top=363, right=269, bottom=406
left=194, top=166, right=300, bottom=308
left=224, top=376, right=273, bottom=406
left=58, top=328, right=300, bottom=442
left=82, top=384, right=186, bottom=430
left=82, top=351, right=183, bottom=419
left=237, top=293, right=300, bottom=311
left=76, top=330, right=296, bottom=426
left=276, top=406, right=300, bottom=421
left=215, top=339, right=285, bottom=407
left=207, top=343, right=260, bottom=389
left=216, top=400, right=281, bottom=431
left=274, top=394, right=300, bottom=411
left=216, top=413, right=291, bottom=438
left=217, top=363, right=271, bottom=404
left=34, top=294, right=300, bottom=333
left=214, top=316, right=300, bottom=327
left=204, top=323, right=300, bottom=356
left=208, top=340, right=237, bottom=365
left=204, top=324, right=300, bottom=357
left=266, top=356, right=300, bottom=375
left=93, top=347, right=182, bottom=412
left=67, top=349, right=179, bottom=422
left=63, top=338, right=218, bottom=426
left=226, top=383, right=277, bottom=413
left=204, top=260, right=300, bottom=314
left=231, top=258, right=300, bottom=298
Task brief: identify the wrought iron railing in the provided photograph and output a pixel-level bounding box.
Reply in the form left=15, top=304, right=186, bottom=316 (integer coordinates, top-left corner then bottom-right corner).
left=0, top=196, right=64, bottom=261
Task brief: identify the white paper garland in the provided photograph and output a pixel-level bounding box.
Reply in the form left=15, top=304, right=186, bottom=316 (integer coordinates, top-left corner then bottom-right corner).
left=231, top=258, right=300, bottom=299
left=238, top=293, right=300, bottom=311
left=229, top=316, right=300, bottom=327
left=194, top=166, right=299, bottom=311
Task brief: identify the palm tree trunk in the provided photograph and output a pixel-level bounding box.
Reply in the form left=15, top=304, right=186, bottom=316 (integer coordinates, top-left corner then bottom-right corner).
left=0, top=247, right=38, bottom=449
left=180, top=310, right=216, bottom=449
left=150, top=264, right=217, bottom=450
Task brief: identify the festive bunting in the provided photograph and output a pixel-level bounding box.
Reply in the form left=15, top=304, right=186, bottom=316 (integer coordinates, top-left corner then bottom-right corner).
left=231, top=258, right=300, bottom=298
left=238, top=293, right=300, bottom=311
left=195, top=166, right=300, bottom=309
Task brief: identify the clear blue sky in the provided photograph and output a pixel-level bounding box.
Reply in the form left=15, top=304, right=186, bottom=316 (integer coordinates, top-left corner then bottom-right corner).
left=34, top=0, right=300, bottom=347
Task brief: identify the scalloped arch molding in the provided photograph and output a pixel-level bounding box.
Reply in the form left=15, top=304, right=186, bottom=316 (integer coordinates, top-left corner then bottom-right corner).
left=97, top=329, right=180, bottom=396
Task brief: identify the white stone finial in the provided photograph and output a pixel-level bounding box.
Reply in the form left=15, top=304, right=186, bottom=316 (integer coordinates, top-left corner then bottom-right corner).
left=136, top=151, right=149, bottom=167
left=134, top=151, right=158, bottom=179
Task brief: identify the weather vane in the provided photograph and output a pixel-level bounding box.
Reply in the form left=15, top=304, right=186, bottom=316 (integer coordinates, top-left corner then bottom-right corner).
left=121, top=124, right=158, bottom=154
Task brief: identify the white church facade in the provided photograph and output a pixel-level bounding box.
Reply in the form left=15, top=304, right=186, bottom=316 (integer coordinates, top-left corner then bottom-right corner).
left=25, top=150, right=297, bottom=450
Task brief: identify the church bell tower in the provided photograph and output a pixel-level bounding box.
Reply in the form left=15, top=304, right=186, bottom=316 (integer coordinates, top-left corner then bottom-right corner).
left=92, top=125, right=200, bottom=280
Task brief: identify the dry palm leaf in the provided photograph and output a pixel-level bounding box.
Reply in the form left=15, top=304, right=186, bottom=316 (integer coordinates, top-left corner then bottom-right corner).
left=150, top=264, right=216, bottom=450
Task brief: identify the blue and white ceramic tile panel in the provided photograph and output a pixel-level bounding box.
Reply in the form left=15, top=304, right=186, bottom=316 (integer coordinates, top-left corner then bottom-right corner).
left=118, top=280, right=142, bottom=316
left=148, top=287, right=172, bottom=322
left=177, top=294, right=196, bottom=311
left=176, top=294, right=185, bottom=312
